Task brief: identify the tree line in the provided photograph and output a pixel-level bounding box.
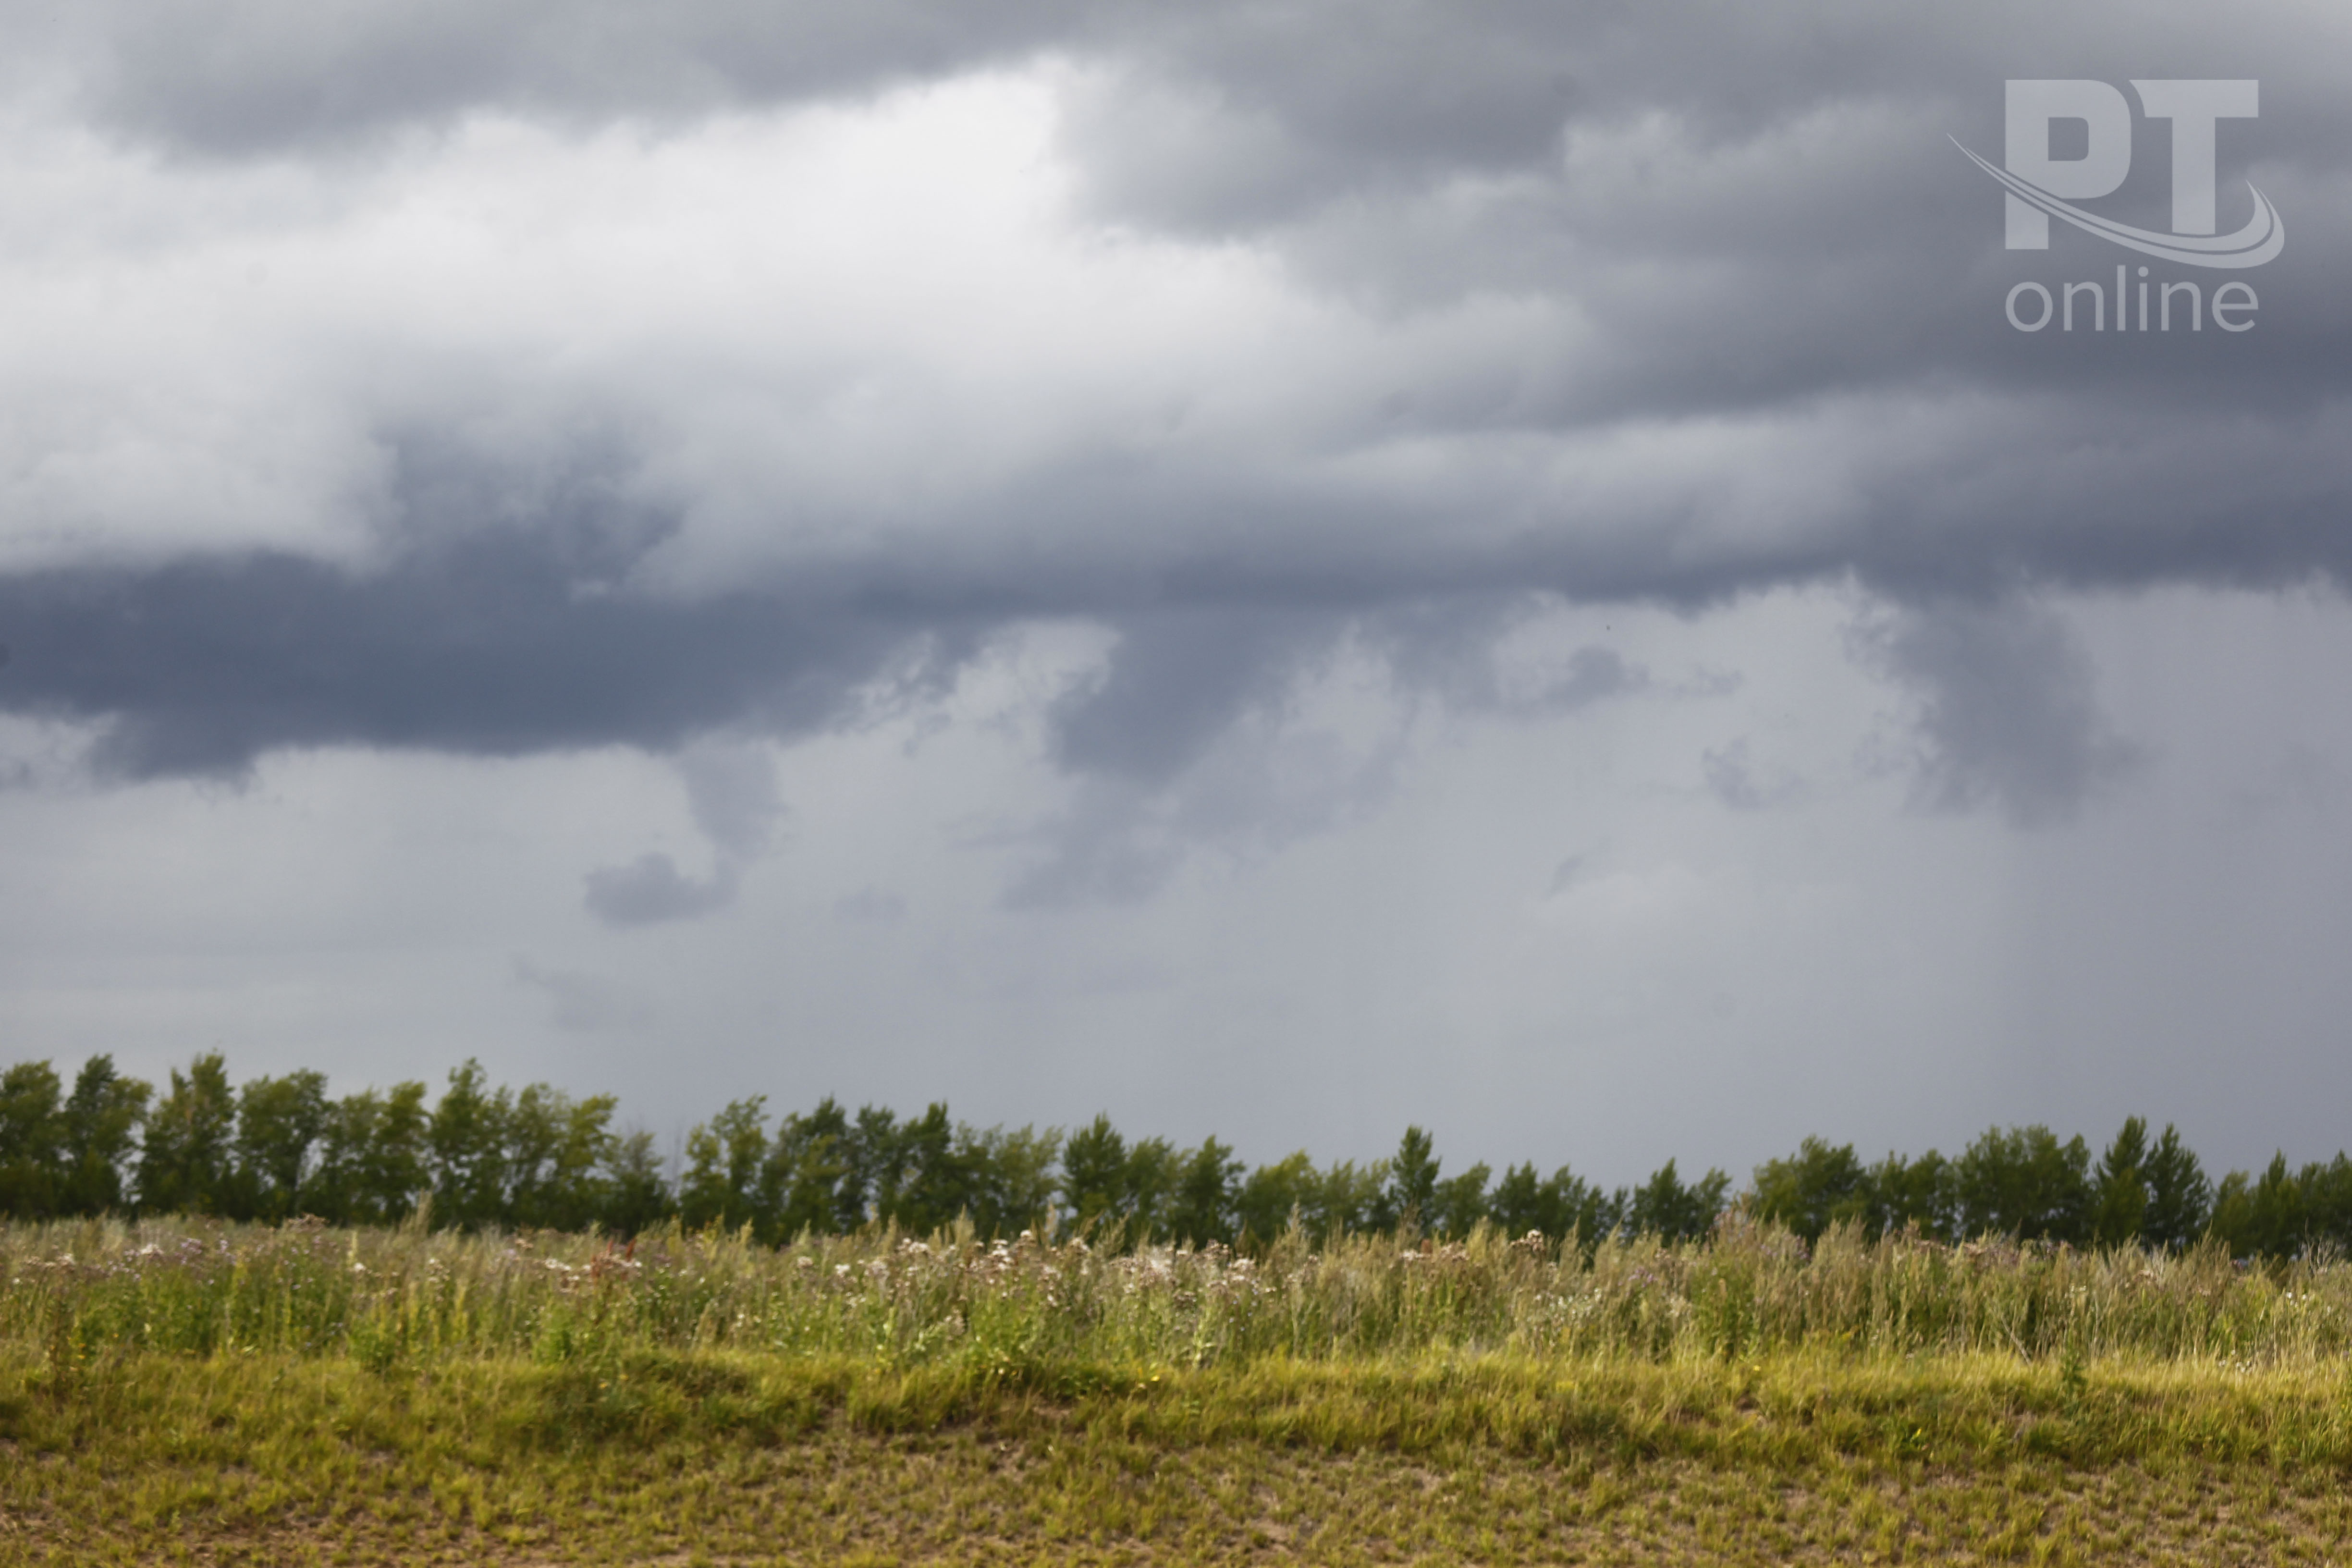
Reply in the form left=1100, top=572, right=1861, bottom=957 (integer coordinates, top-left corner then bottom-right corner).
left=2, top=1052, right=2348, bottom=1260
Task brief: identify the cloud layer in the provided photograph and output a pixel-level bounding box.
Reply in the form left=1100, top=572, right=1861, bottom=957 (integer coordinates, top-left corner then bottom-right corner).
left=0, top=4, right=2346, bottom=817
left=4, top=3, right=2352, bottom=1179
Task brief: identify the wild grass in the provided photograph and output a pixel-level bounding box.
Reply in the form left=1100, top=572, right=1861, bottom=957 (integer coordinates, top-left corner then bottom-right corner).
left=9, top=1216, right=2352, bottom=1562
left=9, top=1212, right=2351, bottom=1372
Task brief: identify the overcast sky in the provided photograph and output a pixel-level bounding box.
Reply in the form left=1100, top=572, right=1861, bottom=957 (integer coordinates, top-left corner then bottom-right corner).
left=3, top=0, right=2349, bottom=1185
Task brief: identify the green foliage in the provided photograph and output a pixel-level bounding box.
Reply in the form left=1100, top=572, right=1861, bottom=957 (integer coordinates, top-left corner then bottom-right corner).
left=2141, top=1123, right=2212, bottom=1252
left=2209, top=1153, right=2306, bottom=1262
left=2302, top=1153, right=2352, bottom=1253
left=1488, top=1161, right=1616, bottom=1247
left=1234, top=1149, right=1315, bottom=1243
left=135, top=1053, right=237, bottom=1217
left=4, top=1046, right=2350, bottom=1267
left=0, top=1060, right=65, bottom=1219
left=875, top=1103, right=962, bottom=1233
left=508, top=1085, right=622, bottom=1232
left=951, top=1121, right=1062, bottom=1239
left=1317, top=1157, right=1394, bottom=1238
left=1955, top=1124, right=2092, bottom=1245
left=1120, top=1134, right=1181, bottom=1239
left=1628, top=1159, right=1729, bottom=1243
left=766, top=1097, right=853, bottom=1239
left=2090, top=1115, right=2150, bottom=1248
left=427, top=1059, right=511, bottom=1229
left=231, top=1069, right=330, bottom=1223
left=59, top=1055, right=149, bottom=1217
left=604, top=1129, right=675, bottom=1237
left=1863, top=1148, right=1954, bottom=1240
left=1748, top=1123, right=2211, bottom=1256
left=1751, top=1137, right=1869, bottom=1242
left=1059, top=1113, right=1128, bottom=1233
left=1432, top=1162, right=1492, bottom=1240
left=1228, top=1150, right=1396, bottom=1245
left=1168, top=1136, right=1242, bottom=1246
left=680, top=1095, right=771, bottom=1234
left=310, top=1081, right=429, bottom=1226
left=1388, top=1125, right=1440, bottom=1230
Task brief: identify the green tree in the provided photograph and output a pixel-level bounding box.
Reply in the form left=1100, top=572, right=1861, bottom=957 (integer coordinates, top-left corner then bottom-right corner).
left=232, top=1070, right=330, bottom=1223
left=311, top=1083, right=430, bottom=1227
left=961, top=1122, right=1062, bottom=1239
left=1311, top=1158, right=1393, bottom=1239
left=679, top=1096, right=771, bottom=1234
left=0, top=1060, right=65, bottom=1218
left=1168, top=1136, right=1243, bottom=1246
left=877, top=1103, right=980, bottom=1236
left=507, top=1085, right=621, bottom=1232
left=763, top=1099, right=852, bottom=1240
left=428, top=1061, right=513, bottom=1230
left=1121, top=1135, right=1181, bottom=1240
left=845, top=1104, right=912, bottom=1229
left=59, top=1056, right=151, bottom=1217
left=2140, top=1125, right=2211, bottom=1252
left=137, top=1054, right=237, bottom=1215
left=1431, top=1163, right=1492, bottom=1239
left=1954, top=1125, right=2092, bottom=1244
left=1060, top=1114, right=1129, bottom=1235
left=1488, top=1161, right=1615, bottom=1245
left=1487, top=1161, right=1554, bottom=1238
left=2090, top=1115, right=2151, bottom=1248
left=1629, top=1158, right=1728, bottom=1242
left=1235, top=1150, right=1318, bottom=1244
left=1387, top=1126, right=1442, bottom=1232
left=2299, top=1153, right=2352, bottom=1256
left=1751, top=1138, right=1869, bottom=1242
left=1863, top=1150, right=1954, bottom=1241
left=2209, top=1154, right=2304, bottom=1261
left=601, top=1130, right=674, bottom=1236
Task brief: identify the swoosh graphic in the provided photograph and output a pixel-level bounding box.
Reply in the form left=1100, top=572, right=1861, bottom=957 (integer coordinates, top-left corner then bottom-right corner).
left=1950, top=137, right=2283, bottom=269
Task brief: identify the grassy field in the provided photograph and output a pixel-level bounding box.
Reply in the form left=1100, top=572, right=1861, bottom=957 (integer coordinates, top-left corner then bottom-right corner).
left=8, top=1217, right=2352, bottom=1563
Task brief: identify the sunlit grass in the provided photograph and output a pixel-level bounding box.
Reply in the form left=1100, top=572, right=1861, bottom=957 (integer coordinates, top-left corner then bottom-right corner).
left=9, top=1215, right=2352, bottom=1562
left=12, top=1212, right=2351, bottom=1370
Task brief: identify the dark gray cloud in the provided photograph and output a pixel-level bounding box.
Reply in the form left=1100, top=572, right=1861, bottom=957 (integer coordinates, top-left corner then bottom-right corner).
left=581, top=742, right=781, bottom=928
left=1355, top=598, right=1649, bottom=719
left=678, top=742, right=783, bottom=858
left=1855, top=598, right=2143, bottom=828
left=0, top=0, right=2345, bottom=846
left=1048, top=606, right=1331, bottom=785
left=583, top=852, right=737, bottom=927
left=9, top=0, right=2352, bottom=1199
left=1538, top=646, right=1643, bottom=713
left=0, top=431, right=967, bottom=778
left=8, top=0, right=1085, bottom=154
left=0, top=525, right=934, bottom=779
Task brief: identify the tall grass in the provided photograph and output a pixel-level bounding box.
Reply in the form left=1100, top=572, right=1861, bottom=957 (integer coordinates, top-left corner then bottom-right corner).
left=9, top=1212, right=2350, bottom=1377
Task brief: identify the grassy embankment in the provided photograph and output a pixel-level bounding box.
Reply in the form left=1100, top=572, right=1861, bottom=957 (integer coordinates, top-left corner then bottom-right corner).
left=7, top=1217, right=2352, bottom=1564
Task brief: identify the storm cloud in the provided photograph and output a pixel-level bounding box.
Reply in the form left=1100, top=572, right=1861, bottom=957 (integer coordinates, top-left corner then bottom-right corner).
left=2, top=0, right=2351, bottom=1179
left=0, top=1, right=2347, bottom=795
